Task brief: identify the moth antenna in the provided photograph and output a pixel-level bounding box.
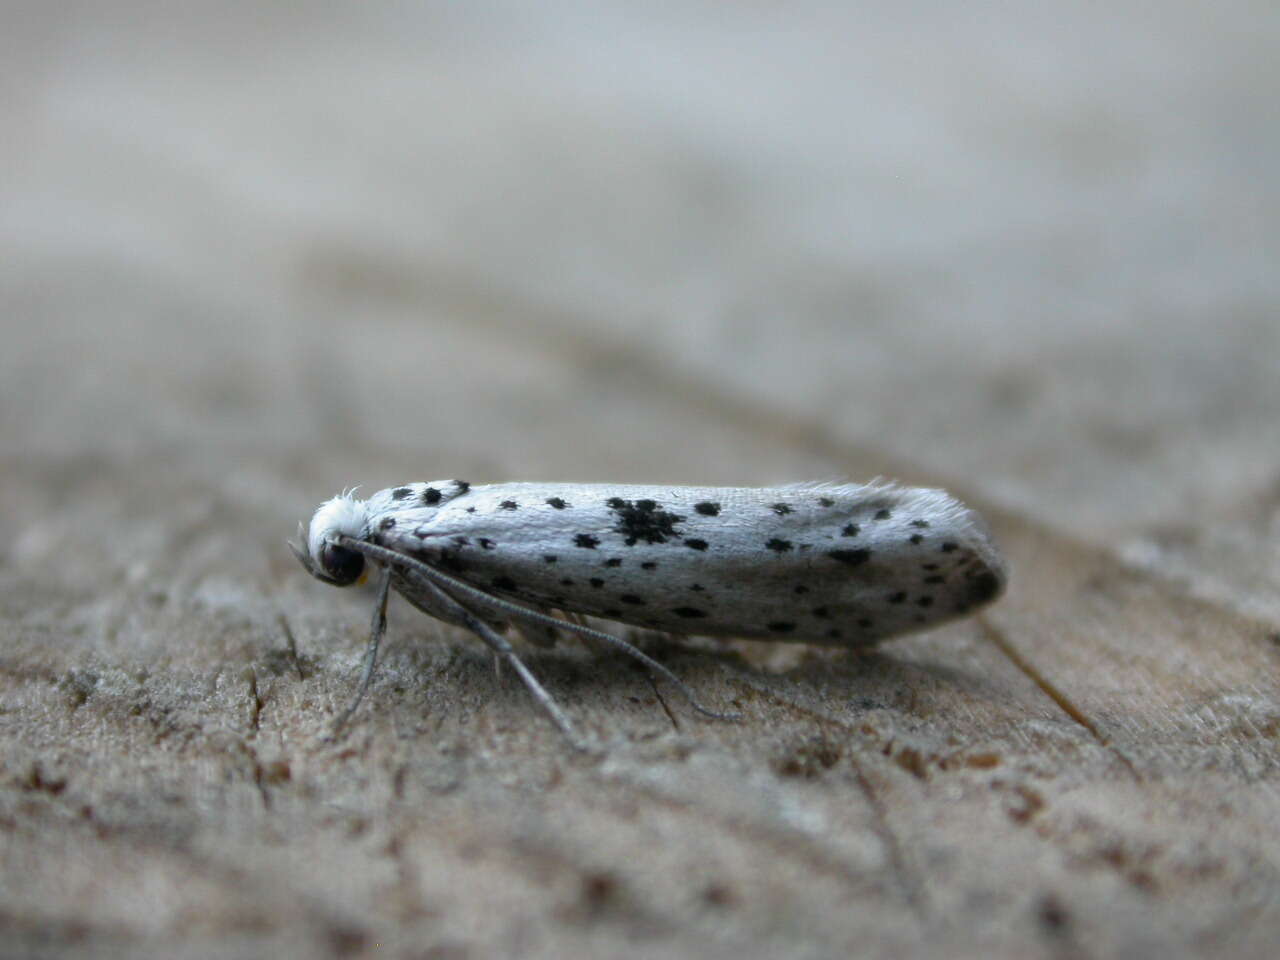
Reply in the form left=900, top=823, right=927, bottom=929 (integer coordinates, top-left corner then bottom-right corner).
left=288, top=531, right=343, bottom=586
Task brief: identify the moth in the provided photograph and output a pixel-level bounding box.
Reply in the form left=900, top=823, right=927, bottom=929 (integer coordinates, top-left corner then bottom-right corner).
left=291, top=479, right=1006, bottom=745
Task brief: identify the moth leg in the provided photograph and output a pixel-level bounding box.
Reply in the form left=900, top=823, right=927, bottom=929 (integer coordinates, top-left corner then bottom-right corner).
left=528, top=606, right=596, bottom=648
left=338, top=536, right=739, bottom=724
left=328, top=565, right=392, bottom=737
left=390, top=568, right=508, bottom=633
left=466, top=601, right=737, bottom=722
left=515, top=602, right=563, bottom=648
left=396, top=565, right=557, bottom=648
left=399, top=570, right=583, bottom=748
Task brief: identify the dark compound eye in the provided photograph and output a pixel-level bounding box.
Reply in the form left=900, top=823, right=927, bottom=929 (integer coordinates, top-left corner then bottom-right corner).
left=319, top=542, right=364, bottom=585
left=968, top=569, right=1004, bottom=605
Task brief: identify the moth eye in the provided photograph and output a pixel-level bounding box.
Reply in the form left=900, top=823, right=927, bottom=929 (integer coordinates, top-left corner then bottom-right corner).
left=319, top=542, right=364, bottom=586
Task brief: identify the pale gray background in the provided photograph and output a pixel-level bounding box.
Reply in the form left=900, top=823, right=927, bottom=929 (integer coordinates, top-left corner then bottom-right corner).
left=2, top=3, right=1278, bottom=958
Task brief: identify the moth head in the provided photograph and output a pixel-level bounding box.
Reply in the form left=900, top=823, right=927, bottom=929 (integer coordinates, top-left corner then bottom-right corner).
left=294, top=491, right=369, bottom=586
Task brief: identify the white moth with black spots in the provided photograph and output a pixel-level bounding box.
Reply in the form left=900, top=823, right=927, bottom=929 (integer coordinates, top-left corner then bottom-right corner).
left=292, top=479, right=1006, bottom=746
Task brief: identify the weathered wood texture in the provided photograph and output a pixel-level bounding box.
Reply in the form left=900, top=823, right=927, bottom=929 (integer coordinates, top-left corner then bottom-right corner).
left=3, top=4, right=1279, bottom=958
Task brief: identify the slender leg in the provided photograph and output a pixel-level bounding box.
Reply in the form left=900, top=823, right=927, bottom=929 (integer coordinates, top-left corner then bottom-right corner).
left=411, top=575, right=583, bottom=748
left=337, top=537, right=738, bottom=723
left=328, top=567, right=392, bottom=737
left=496, top=608, right=736, bottom=719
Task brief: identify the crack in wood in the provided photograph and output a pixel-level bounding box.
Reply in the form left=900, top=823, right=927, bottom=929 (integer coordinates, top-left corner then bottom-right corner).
left=276, top=611, right=307, bottom=680
left=646, top=674, right=681, bottom=732
left=976, top=615, right=1140, bottom=780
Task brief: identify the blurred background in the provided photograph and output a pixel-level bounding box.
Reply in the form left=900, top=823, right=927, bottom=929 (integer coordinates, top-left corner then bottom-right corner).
left=2, top=3, right=1279, bottom=955
left=4, top=2, right=1278, bottom=544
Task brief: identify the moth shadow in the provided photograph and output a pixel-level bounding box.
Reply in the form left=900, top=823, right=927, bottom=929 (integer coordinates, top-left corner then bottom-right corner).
left=767, top=641, right=1025, bottom=715
left=381, top=624, right=1010, bottom=729
left=397, top=628, right=738, bottom=717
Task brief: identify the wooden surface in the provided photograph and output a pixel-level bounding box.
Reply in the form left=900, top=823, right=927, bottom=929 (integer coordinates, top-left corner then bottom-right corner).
left=3, top=4, right=1279, bottom=958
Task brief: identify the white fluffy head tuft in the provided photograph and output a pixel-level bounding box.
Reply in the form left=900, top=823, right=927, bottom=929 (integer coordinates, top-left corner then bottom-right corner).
left=307, top=492, right=369, bottom=563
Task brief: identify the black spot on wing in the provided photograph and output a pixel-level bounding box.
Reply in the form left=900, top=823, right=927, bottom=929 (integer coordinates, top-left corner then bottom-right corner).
left=392, top=486, right=413, bottom=500
left=818, top=497, right=834, bottom=508
left=694, top=501, right=720, bottom=516
left=379, top=517, right=396, bottom=530
left=543, top=555, right=558, bottom=564
left=874, top=509, right=892, bottom=521
left=604, top=558, right=622, bottom=568
left=574, top=534, right=600, bottom=549
left=685, top=538, right=709, bottom=551
left=772, top=503, right=793, bottom=516
left=672, top=607, right=707, bottom=619
left=423, top=487, right=442, bottom=505
left=478, top=538, right=495, bottom=550
left=452, top=479, right=470, bottom=492
left=545, top=497, right=568, bottom=509
left=909, top=534, right=923, bottom=544
left=841, top=524, right=860, bottom=537
left=499, top=500, right=518, bottom=510
left=641, top=561, right=657, bottom=570
left=910, top=519, right=930, bottom=528
left=941, top=542, right=959, bottom=553
left=766, top=538, right=792, bottom=553
left=608, top=498, right=686, bottom=545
